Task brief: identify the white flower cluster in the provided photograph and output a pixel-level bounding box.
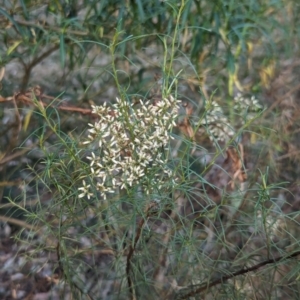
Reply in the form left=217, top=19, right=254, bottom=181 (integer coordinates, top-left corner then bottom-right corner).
left=233, top=93, right=263, bottom=117
left=79, top=96, right=180, bottom=200
left=201, top=100, right=235, bottom=143
left=201, top=93, right=263, bottom=143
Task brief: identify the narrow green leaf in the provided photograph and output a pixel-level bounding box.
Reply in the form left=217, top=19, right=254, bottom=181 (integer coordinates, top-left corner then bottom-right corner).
left=19, top=0, right=29, bottom=19
left=7, top=40, right=22, bottom=55
left=0, top=8, right=22, bottom=34
left=60, top=34, right=65, bottom=68
left=226, top=50, right=235, bottom=74
left=135, top=0, right=145, bottom=22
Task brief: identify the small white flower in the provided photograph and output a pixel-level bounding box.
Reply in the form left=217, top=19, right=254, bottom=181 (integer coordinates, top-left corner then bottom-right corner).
left=78, top=180, right=92, bottom=199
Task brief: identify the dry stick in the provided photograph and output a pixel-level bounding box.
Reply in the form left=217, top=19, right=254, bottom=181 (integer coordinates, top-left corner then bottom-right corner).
left=20, top=45, right=60, bottom=91
left=0, top=215, right=37, bottom=231
left=126, top=203, right=156, bottom=300
left=126, top=218, right=146, bottom=300
left=153, top=197, right=183, bottom=289
left=56, top=236, right=96, bottom=300
left=153, top=230, right=172, bottom=281
left=0, top=146, right=36, bottom=165
left=176, top=250, right=300, bottom=300
left=0, top=86, right=99, bottom=117
left=276, top=149, right=300, bottom=161
left=0, top=88, right=96, bottom=166
left=0, top=92, right=27, bottom=166
left=11, top=93, right=22, bottom=146
left=0, top=198, right=39, bottom=209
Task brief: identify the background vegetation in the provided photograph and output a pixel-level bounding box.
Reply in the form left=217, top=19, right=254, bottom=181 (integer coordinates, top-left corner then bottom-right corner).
left=1, top=0, right=300, bottom=299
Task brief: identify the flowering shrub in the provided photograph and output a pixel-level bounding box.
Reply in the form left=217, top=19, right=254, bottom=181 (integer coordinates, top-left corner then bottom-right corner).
left=79, top=96, right=180, bottom=200
left=201, top=93, right=263, bottom=143
left=201, top=99, right=235, bottom=143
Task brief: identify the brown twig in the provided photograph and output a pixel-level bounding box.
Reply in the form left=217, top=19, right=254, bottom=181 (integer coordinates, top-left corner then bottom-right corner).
left=0, top=145, right=37, bottom=166
left=176, top=250, right=300, bottom=299
left=126, top=218, right=146, bottom=300
left=0, top=197, right=38, bottom=209
left=152, top=197, right=183, bottom=291
left=12, top=93, right=22, bottom=135
left=56, top=236, right=96, bottom=300
left=0, top=215, right=37, bottom=231
left=0, top=86, right=96, bottom=116
left=2, top=93, right=24, bottom=161
left=126, top=202, right=156, bottom=300
left=0, top=86, right=97, bottom=167
left=20, top=45, right=59, bottom=91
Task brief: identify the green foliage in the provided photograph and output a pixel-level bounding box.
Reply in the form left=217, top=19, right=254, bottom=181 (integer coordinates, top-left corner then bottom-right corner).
left=1, top=0, right=300, bottom=299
